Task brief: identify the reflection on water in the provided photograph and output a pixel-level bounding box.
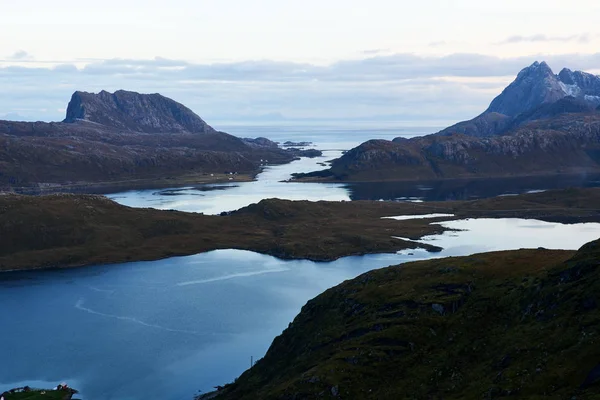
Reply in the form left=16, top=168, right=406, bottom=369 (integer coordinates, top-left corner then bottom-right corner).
left=107, top=123, right=600, bottom=214
left=108, top=151, right=351, bottom=214
left=347, top=174, right=600, bottom=202
left=2, top=218, right=600, bottom=399
left=420, top=218, right=600, bottom=256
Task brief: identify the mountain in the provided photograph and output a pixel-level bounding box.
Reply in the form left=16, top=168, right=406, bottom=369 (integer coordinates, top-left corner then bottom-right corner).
left=486, top=61, right=568, bottom=117
left=210, top=238, right=600, bottom=399
left=0, top=91, right=299, bottom=192
left=293, top=62, right=600, bottom=182
left=64, top=90, right=216, bottom=134
left=438, top=61, right=600, bottom=137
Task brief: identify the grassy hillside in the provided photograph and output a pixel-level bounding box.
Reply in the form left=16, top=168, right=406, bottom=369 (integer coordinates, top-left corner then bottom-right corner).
left=1, top=188, right=600, bottom=271
left=293, top=113, right=600, bottom=183
left=212, top=239, right=600, bottom=399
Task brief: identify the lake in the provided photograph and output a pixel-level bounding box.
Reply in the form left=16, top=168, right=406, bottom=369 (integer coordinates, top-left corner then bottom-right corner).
left=3, top=123, right=600, bottom=399
left=2, top=218, right=600, bottom=399
left=108, top=124, right=600, bottom=214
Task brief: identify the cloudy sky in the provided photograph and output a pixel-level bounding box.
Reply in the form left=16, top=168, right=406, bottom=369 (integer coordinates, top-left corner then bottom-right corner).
left=1, top=0, right=600, bottom=125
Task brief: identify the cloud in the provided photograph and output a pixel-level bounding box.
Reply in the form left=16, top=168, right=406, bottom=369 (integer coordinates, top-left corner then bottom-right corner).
left=499, top=33, right=592, bottom=45
left=361, top=49, right=390, bottom=55
left=428, top=41, right=447, bottom=47
left=7, top=50, right=34, bottom=61
left=0, top=52, right=599, bottom=124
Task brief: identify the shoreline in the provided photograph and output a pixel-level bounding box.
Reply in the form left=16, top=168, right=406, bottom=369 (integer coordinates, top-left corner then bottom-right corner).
left=1, top=188, right=600, bottom=273
left=0, top=172, right=258, bottom=196
left=290, top=169, right=600, bottom=184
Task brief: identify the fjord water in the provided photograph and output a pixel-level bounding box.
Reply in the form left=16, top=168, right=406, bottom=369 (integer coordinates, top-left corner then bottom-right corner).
left=4, top=123, right=600, bottom=399
left=3, top=219, right=600, bottom=400
left=107, top=124, right=431, bottom=214
left=108, top=124, right=600, bottom=213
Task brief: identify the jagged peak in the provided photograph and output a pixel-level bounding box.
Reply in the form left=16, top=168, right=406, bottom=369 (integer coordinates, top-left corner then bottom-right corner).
left=516, top=60, right=554, bottom=79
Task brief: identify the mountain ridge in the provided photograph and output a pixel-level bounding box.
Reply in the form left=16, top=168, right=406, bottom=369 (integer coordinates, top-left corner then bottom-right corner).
left=438, top=61, right=600, bottom=137
left=293, top=61, right=600, bottom=183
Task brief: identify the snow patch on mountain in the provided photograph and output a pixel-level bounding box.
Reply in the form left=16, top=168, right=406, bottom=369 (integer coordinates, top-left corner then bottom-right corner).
left=559, top=82, right=582, bottom=97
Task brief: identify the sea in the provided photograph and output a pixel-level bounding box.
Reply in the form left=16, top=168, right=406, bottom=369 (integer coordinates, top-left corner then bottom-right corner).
left=2, top=123, right=600, bottom=399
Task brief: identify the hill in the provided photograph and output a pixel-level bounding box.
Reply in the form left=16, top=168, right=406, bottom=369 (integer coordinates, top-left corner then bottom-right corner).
left=64, top=89, right=216, bottom=134
left=209, top=238, right=600, bottom=399
left=438, top=61, right=600, bottom=137
left=0, top=91, right=305, bottom=192
left=293, top=62, right=600, bottom=182
left=2, top=188, right=600, bottom=271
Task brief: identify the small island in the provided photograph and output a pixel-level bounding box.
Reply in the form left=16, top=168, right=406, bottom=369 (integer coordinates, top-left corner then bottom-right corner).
left=282, top=141, right=313, bottom=147
left=2, top=384, right=78, bottom=400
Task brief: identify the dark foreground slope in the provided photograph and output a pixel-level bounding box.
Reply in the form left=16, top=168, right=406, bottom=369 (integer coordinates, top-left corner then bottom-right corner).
left=2, top=188, right=600, bottom=271
left=211, top=239, right=600, bottom=399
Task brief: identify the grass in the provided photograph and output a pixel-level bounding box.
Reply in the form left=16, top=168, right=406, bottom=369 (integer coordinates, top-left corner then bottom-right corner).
left=4, top=389, right=75, bottom=400
left=1, top=187, right=600, bottom=271
left=212, top=239, right=600, bottom=399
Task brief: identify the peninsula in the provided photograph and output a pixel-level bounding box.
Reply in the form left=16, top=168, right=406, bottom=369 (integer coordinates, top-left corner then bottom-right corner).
left=0, top=90, right=319, bottom=194
left=1, top=187, right=599, bottom=272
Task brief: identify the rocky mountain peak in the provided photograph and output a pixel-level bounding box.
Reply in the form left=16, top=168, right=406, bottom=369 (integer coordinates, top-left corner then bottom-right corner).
left=64, top=90, right=216, bottom=134
left=558, top=68, right=600, bottom=100
left=436, top=62, right=600, bottom=138
left=485, top=61, right=566, bottom=117
left=516, top=61, right=554, bottom=79
left=559, top=68, right=577, bottom=85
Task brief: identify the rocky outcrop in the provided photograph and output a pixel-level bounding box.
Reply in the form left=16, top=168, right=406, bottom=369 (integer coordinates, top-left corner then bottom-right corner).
left=0, top=91, right=297, bottom=190
left=558, top=68, right=600, bottom=103
left=242, top=137, right=279, bottom=148
left=295, top=61, right=600, bottom=182
left=295, top=113, right=600, bottom=181
left=64, top=90, right=216, bottom=134
left=485, top=61, right=567, bottom=117
left=438, top=61, right=600, bottom=137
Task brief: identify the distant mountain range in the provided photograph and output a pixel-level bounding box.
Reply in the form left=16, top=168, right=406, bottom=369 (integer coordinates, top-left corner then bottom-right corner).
left=0, top=90, right=311, bottom=192
left=295, top=62, right=600, bottom=182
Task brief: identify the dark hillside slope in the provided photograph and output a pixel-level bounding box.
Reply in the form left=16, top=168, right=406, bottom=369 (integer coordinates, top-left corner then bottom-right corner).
left=214, top=239, right=600, bottom=399
left=0, top=91, right=299, bottom=191
left=295, top=113, right=600, bottom=182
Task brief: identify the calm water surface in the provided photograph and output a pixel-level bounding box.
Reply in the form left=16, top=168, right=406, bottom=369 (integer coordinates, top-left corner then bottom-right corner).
left=2, top=218, right=600, bottom=399
left=108, top=124, right=600, bottom=213
left=4, top=124, right=600, bottom=399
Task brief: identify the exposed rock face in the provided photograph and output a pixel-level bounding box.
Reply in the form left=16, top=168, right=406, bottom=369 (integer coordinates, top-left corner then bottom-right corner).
left=306, top=114, right=600, bottom=181
left=295, top=61, right=600, bottom=182
left=242, top=137, right=279, bottom=148
left=486, top=61, right=567, bottom=117
left=0, top=91, right=296, bottom=190
left=64, top=90, right=216, bottom=134
left=558, top=68, right=600, bottom=102
left=438, top=61, right=600, bottom=137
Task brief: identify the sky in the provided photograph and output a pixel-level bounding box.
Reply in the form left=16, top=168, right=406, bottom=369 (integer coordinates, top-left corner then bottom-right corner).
left=1, top=0, right=600, bottom=125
